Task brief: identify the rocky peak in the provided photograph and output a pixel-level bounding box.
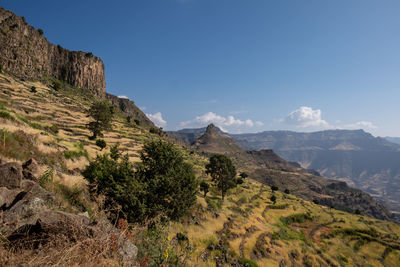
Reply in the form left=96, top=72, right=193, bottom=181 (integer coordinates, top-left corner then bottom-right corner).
left=205, top=123, right=219, bottom=136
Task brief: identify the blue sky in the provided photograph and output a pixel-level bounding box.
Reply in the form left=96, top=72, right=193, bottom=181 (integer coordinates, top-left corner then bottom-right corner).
left=2, top=0, right=400, bottom=136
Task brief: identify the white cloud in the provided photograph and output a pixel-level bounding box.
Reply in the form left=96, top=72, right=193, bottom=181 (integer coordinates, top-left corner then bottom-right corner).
left=343, top=121, right=377, bottom=130
left=146, top=112, right=167, bottom=128
left=140, top=106, right=147, bottom=111
left=282, top=106, right=329, bottom=128
left=118, top=95, right=129, bottom=99
left=180, top=112, right=262, bottom=131
left=281, top=106, right=377, bottom=132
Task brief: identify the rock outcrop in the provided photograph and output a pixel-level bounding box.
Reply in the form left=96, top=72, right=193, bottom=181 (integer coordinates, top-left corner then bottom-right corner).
left=0, top=7, right=106, bottom=97
left=0, top=158, right=138, bottom=265
left=106, top=93, right=155, bottom=127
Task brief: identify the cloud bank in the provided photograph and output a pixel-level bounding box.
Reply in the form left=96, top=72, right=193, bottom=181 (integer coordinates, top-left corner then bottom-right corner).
left=180, top=112, right=263, bottom=131
left=146, top=112, right=167, bottom=128
left=281, top=106, right=377, bottom=131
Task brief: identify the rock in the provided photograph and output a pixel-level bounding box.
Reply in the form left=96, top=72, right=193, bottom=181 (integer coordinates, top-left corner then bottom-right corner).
left=0, top=187, right=24, bottom=209
left=0, top=162, right=23, bottom=189
left=22, top=158, right=38, bottom=181
left=78, top=211, right=90, bottom=219
left=95, top=219, right=138, bottom=265
left=0, top=7, right=106, bottom=97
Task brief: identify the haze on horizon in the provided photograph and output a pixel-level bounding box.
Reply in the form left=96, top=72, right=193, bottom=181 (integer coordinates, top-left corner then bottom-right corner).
left=2, top=0, right=399, bottom=136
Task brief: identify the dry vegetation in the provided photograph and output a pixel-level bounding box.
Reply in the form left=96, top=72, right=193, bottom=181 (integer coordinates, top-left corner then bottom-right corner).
left=1, top=73, right=400, bottom=266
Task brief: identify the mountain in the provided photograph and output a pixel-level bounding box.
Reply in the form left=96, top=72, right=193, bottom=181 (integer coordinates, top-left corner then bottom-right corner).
left=171, top=127, right=400, bottom=215
left=188, top=125, right=394, bottom=220
left=230, top=130, right=400, bottom=214
left=0, top=7, right=154, bottom=128
left=386, top=136, right=400, bottom=145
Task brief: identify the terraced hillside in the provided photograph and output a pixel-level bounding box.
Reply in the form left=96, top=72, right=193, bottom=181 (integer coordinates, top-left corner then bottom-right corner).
left=0, top=73, right=400, bottom=266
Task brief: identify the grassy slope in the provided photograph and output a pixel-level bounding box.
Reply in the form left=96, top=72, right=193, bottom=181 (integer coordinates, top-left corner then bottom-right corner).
left=0, top=73, right=400, bottom=266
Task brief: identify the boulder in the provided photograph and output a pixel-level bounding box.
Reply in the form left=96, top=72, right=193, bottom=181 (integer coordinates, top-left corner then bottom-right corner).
left=0, top=162, right=22, bottom=189
left=22, top=158, right=38, bottom=181
left=0, top=187, right=24, bottom=209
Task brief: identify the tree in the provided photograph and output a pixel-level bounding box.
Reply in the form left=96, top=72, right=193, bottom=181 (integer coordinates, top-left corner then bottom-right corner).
left=271, top=185, right=279, bottom=191
left=200, top=181, right=209, bottom=198
left=82, top=140, right=198, bottom=223
left=87, top=101, right=114, bottom=139
left=239, top=172, right=248, bottom=179
left=270, top=194, right=277, bottom=204
left=95, top=139, right=106, bottom=150
left=82, top=152, right=147, bottom=222
left=136, top=140, right=198, bottom=220
left=205, top=154, right=236, bottom=200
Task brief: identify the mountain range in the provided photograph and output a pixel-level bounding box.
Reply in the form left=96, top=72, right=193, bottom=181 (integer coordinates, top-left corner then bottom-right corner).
left=175, top=124, right=394, bottom=220
left=169, top=127, right=400, bottom=215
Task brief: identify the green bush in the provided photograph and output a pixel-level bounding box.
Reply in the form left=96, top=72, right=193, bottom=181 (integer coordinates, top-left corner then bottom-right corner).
left=82, top=140, right=198, bottom=223
left=271, top=185, right=279, bottom=191
left=200, top=181, right=209, bottom=198
left=238, top=258, right=259, bottom=267
left=37, top=28, right=44, bottom=35
left=64, top=142, right=88, bottom=159
left=30, top=86, right=37, bottom=93
left=95, top=139, right=107, bottom=150
left=0, top=110, right=13, bottom=120
left=280, top=213, right=312, bottom=225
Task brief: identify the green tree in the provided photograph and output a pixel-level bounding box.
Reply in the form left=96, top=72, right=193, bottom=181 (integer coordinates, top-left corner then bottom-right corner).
left=136, top=140, right=198, bottom=220
left=205, top=154, right=236, bottom=200
left=200, top=181, right=209, bottom=198
left=82, top=153, right=147, bottom=222
left=87, top=101, right=114, bottom=139
left=95, top=139, right=106, bottom=150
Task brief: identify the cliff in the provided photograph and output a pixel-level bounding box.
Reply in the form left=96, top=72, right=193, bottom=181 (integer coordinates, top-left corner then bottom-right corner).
left=0, top=7, right=106, bottom=97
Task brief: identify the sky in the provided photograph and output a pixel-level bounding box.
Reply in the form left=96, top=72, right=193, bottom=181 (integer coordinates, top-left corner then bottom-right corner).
left=1, top=0, right=400, bottom=136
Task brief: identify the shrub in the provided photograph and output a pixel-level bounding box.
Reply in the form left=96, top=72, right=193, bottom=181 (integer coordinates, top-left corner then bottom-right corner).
left=38, top=166, right=54, bottom=187
left=149, top=127, right=163, bottom=136
left=52, top=80, right=62, bottom=91
left=64, top=142, right=88, bottom=159
left=83, top=140, right=198, bottom=223
left=239, top=172, right=248, bottom=179
left=280, top=213, right=312, bottom=225
left=134, top=119, right=140, bottom=125
left=37, top=28, right=44, bottom=35
left=46, top=124, right=59, bottom=134
left=271, top=185, right=279, bottom=191
left=238, top=258, right=259, bottom=267
left=126, top=116, right=131, bottom=123
left=284, top=189, right=290, bottom=194
left=95, top=139, right=106, bottom=150
left=236, top=178, right=244, bottom=184
left=200, top=181, right=209, bottom=198
left=270, top=194, right=277, bottom=204
left=30, top=86, right=37, bottom=93
left=0, top=110, right=13, bottom=120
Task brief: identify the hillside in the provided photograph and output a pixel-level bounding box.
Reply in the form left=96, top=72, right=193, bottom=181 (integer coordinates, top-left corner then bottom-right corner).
left=1, top=6, right=400, bottom=267
left=1, top=73, right=400, bottom=266
left=189, top=125, right=393, bottom=221
left=386, top=137, right=400, bottom=145
left=172, top=127, right=400, bottom=216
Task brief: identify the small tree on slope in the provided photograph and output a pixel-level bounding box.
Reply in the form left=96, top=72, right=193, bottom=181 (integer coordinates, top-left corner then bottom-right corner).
left=205, top=154, right=236, bottom=200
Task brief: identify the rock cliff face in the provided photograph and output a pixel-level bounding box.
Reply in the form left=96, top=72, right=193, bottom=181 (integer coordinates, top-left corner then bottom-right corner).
left=0, top=7, right=106, bottom=97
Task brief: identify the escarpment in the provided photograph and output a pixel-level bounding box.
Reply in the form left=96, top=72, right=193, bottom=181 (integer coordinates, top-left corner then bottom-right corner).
left=0, top=7, right=106, bottom=97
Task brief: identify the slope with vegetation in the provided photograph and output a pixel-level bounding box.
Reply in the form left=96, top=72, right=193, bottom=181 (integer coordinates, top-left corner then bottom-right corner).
left=0, top=69, right=400, bottom=266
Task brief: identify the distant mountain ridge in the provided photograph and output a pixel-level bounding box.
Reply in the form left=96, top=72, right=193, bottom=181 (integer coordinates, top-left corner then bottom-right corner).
left=181, top=124, right=394, bottom=220
left=169, top=127, right=400, bottom=216
left=385, top=136, right=400, bottom=145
